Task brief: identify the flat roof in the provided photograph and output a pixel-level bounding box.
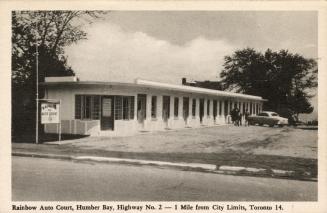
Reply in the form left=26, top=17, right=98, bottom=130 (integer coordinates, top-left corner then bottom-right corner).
left=42, top=78, right=266, bottom=101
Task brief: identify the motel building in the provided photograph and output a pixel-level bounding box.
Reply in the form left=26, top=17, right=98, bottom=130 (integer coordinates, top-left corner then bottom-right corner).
left=42, top=76, right=265, bottom=137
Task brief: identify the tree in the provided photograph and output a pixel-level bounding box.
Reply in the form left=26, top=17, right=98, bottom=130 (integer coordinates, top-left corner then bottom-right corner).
left=220, top=48, right=317, bottom=118
left=12, top=11, right=106, bottom=140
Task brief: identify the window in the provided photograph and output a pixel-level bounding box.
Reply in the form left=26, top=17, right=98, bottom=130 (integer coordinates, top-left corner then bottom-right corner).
left=84, top=96, right=91, bottom=119
left=123, top=96, right=134, bottom=120
left=192, top=99, right=196, bottom=117
left=258, top=112, right=268, bottom=117
left=75, top=95, right=100, bottom=120
left=207, top=100, right=210, bottom=116
left=75, top=95, right=82, bottom=119
left=174, top=97, right=179, bottom=117
left=115, top=96, right=123, bottom=120
left=92, top=96, right=100, bottom=119
left=116, top=96, right=135, bottom=120
left=151, top=96, right=157, bottom=118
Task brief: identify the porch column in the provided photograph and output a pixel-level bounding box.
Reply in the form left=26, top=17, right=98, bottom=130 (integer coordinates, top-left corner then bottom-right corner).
left=210, top=99, right=214, bottom=118
left=134, top=95, right=137, bottom=121
left=170, top=96, right=174, bottom=120
left=221, top=100, right=225, bottom=117
left=189, top=97, right=193, bottom=118
left=146, top=94, right=152, bottom=121
left=157, top=95, right=163, bottom=120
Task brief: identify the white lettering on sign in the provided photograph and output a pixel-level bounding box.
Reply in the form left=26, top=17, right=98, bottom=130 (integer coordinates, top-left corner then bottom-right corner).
left=41, top=103, right=60, bottom=124
left=102, top=98, right=112, bottom=117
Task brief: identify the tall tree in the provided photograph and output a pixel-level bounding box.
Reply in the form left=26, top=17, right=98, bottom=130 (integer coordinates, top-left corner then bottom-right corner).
left=220, top=48, right=317, bottom=118
left=12, top=11, right=106, bottom=140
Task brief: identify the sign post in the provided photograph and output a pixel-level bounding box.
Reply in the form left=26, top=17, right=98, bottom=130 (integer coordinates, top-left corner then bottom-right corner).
left=40, top=99, right=61, bottom=142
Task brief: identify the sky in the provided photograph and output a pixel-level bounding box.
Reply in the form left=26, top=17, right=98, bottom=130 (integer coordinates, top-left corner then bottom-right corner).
left=65, top=11, right=318, bottom=119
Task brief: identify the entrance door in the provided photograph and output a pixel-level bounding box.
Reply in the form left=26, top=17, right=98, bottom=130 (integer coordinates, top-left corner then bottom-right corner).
left=183, top=97, right=189, bottom=123
left=213, top=100, right=217, bottom=121
left=199, top=98, right=204, bottom=123
left=137, top=94, right=147, bottom=127
left=162, top=96, right=170, bottom=123
left=101, top=96, right=114, bottom=130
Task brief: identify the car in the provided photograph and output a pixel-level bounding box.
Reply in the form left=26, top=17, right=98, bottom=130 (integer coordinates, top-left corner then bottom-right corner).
left=248, top=111, right=288, bottom=127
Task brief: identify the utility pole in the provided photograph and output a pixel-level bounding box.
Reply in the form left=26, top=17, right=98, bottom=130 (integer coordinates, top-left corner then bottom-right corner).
left=35, top=22, right=39, bottom=144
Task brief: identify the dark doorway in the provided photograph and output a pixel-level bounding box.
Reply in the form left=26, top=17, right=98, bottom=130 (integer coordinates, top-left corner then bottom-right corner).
left=137, top=94, right=147, bottom=125
left=101, top=96, right=114, bottom=130
left=213, top=100, right=217, bottom=120
left=199, top=98, right=204, bottom=123
left=224, top=100, right=229, bottom=116
left=183, top=97, right=189, bottom=122
left=162, top=96, right=170, bottom=122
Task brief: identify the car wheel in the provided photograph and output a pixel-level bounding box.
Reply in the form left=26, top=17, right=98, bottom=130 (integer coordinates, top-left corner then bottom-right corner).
left=278, top=124, right=284, bottom=127
left=259, top=123, right=263, bottom=126
left=269, top=124, right=274, bottom=127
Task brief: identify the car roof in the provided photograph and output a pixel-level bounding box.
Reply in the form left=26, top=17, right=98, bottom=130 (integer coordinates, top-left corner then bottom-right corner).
left=261, top=111, right=278, bottom=114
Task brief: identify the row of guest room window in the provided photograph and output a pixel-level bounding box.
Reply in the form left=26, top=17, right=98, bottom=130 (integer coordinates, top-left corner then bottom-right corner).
left=75, top=95, right=261, bottom=120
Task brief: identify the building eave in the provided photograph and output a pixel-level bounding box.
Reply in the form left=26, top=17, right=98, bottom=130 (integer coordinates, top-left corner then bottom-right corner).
left=41, top=79, right=266, bottom=101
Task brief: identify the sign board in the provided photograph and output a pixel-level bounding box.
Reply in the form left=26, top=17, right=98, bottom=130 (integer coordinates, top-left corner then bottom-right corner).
left=41, top=102, right=60, bottom=124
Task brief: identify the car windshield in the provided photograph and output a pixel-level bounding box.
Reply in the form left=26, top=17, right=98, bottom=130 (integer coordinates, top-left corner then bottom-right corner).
left=271, top=113, right=279, bottom=116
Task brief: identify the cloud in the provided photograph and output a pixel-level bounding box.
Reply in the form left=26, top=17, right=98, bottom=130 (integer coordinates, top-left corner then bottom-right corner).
left=65, top=22, right=236, bottom=84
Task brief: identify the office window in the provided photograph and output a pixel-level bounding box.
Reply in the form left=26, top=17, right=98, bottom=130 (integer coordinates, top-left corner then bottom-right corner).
left=151, top=96, right=157, bottom=118
left=115, top=96, right=135, bottom=120
left=75, top=95, right=82, bottom=119
left=192, top=99, right=196, bottom=116
left=92, top=96, right=100, bottom=119
left=123, top=96, right=134, bottom=120
left=207, top=100, right=210, bottom=116
left=75, top=95, right=100, bottom=120
left=114, top=96, right=123, bottom=120
left=174, top=97, right=179, bottom=117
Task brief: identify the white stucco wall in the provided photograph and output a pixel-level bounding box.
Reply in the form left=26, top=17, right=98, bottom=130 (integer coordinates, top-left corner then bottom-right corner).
left=44, top=83, right=264, bottom=136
